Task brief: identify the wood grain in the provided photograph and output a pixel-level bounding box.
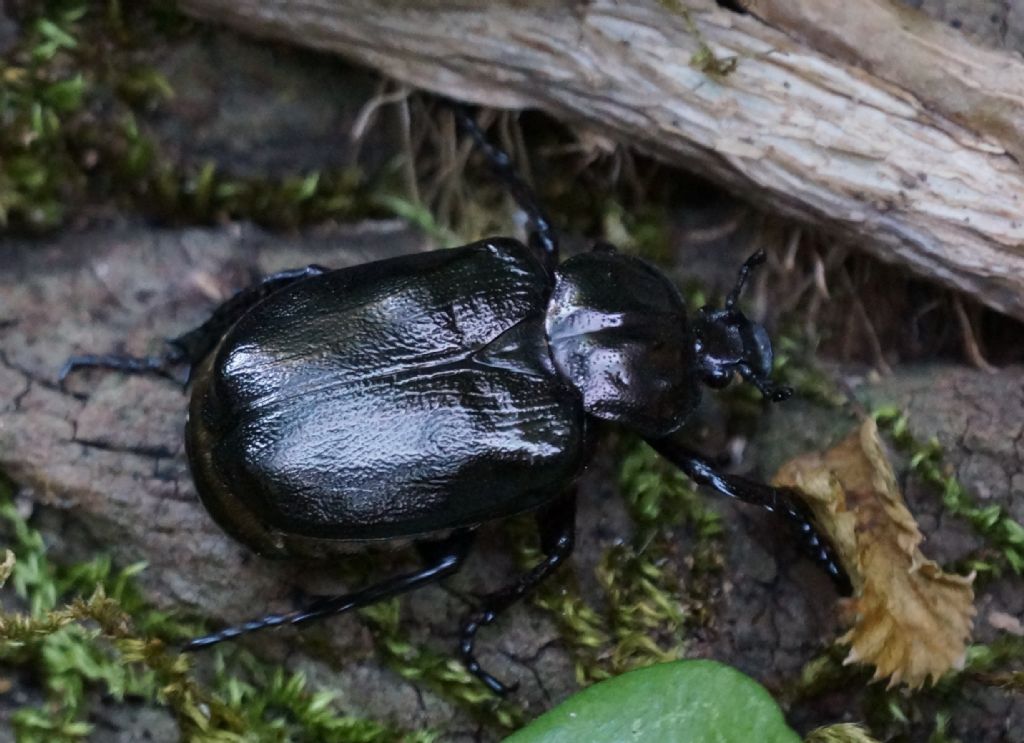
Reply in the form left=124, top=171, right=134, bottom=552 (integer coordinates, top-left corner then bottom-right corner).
left=178, top=0, right=1024, bottom=320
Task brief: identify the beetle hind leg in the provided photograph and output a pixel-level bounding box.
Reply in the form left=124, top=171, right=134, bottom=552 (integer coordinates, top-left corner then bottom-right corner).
left=60, top=265, right=327, bottom=386
left=167, top=265, right=327, bottom=372
left=58, top=350, right=185, bottom=385
left=459, top=493, right=576, bottom=696
left=183, top=528, right=474, bottom=652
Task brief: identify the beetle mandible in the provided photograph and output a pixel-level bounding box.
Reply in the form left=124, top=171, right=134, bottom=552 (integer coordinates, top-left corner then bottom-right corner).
left=62, top=105, right=849, bottom=695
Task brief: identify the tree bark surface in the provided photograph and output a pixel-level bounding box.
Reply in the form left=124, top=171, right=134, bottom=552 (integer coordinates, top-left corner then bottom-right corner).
left=175, top=0, right=1024, bottom=321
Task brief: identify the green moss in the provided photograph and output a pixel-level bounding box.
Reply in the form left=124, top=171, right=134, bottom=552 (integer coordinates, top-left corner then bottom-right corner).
left=357, top=596, right=527, bottom=732
left=601, top=200, right=674, bottom=265
left=657, top=0, right=739, bottom=76
left=602, top=440, right=724, bottom=669
left=507, top=439, right=724, bottom=688
left=0, top=483, right=437, bottom=741
left=874, top=407, right=1024, bottom=577
left=509, top=516, right=613, bottom=687
left=926, top=714, right=963, bottom=743
left=780, top=646, right=863, bottom=706
left=0, top=1, right=88, bottom=230
left=772, top=333, right=849, bottom=409
left=0, top=0, right=378, bottom=233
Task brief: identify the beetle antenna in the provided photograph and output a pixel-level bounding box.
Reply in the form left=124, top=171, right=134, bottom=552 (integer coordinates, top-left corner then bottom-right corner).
left=449, top=102, right=560, bottom=267
left=725, top=249, right=766, bottom=311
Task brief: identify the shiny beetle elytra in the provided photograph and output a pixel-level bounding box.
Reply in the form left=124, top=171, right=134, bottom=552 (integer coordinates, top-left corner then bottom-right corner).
left=62, top=105, right=849, bottom=695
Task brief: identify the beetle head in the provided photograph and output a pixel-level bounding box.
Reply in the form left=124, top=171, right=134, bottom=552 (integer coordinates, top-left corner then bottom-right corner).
left=693, top=251, right=791, bottom=402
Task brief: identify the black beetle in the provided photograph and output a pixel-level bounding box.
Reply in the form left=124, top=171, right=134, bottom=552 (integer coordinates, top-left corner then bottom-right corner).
left=62, top=106, right=848, bottom=695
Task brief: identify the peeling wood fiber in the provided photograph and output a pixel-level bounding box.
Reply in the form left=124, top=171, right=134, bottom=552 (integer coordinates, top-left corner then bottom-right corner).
left=179, top=0, right=1024, bottom=320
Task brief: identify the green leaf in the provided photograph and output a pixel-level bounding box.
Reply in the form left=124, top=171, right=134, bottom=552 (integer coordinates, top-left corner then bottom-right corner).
left=296, top=172, right=320, bottom=202
left=35, top=18, right=78, bottom=50
left=43, top=75, right=86, bottom=113
left=505, top=660, right=801, bottom=743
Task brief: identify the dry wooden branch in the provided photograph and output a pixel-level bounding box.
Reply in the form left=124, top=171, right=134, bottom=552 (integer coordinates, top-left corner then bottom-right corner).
left=178, top=0, right=1024, bottom=320
left=745, top=0, right=1024, bottom=163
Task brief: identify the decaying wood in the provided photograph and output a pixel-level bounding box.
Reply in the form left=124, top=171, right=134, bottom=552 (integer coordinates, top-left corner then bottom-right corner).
left=745, top=0, right=1024, bottom=164
left=178, top=0, right=1024, bottom=321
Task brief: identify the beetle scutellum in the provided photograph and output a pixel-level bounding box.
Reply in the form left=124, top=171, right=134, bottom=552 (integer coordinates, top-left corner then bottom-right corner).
left=62, top=105, right=849, bottom=695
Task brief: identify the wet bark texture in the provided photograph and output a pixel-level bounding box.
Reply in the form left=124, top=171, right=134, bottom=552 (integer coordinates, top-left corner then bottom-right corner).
left=1, top=225, right=1022, bottom=741
left=176, top=0, right=1024, bottom=323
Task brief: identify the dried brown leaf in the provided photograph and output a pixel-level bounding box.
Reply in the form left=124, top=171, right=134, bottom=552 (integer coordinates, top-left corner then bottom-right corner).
left=773, top=418, right=974, bottom=688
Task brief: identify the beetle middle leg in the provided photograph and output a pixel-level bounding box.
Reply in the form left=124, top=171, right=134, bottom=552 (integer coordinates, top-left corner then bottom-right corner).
left=459, top=493, right=576, bottom=696
left=647, top=437, right=852, bottom=595
left=60, top=265, right=326, bottom=385
left=183, top=527, right=474, bottom=651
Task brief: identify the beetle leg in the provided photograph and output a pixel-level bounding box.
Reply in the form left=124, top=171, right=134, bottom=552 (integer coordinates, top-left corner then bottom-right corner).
left=182, top=528, right=475, bottom=652
left=168, top=265, right=327, bottom=374
left=647, top=438, right=853, bottom=595
left=451, top=104, right=560, bottom=269
left=60, top=265, right=326, bottom=386
left=459, top=493, right=576, bottom=696
left=58, top=351, right=185, bottom=385
left=725, top=249, right=766, bottom=311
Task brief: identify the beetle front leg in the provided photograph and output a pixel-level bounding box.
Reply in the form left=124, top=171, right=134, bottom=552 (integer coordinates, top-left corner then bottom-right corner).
left=60, top=265, right=326, bottom=385
left=647, top=437, right=852, bottom=595
left=460, top=493, right=576, bottom=696
left=183, top=528, right=474, bottom=651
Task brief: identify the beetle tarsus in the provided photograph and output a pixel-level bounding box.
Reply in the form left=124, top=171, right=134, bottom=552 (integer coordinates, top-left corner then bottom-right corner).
left=58, top=351, right=184, bottom=386
left=60, top=265, right=327, bottom=389
left=738, top=362, right=792, bottom=403
left=646, top=438, right=851, bottom=594
left=460, top=615, right=519, bottom=696
left=458, top=494, right=576, bottom=693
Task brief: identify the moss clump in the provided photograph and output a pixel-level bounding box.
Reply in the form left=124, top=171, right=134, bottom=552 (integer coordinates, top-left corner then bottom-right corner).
left=0, top=483, right=437, bottom=741
left=598, top=439, right=724, bottom=673
left=657, top=0, right=739, bottom=76
left=0, top=1, right=91, bottom=230
left=874, top=407, right=1024, bottom=577
left=0, top=0, right=377, bottom=233
left=507, top=438, right=724, bottom=688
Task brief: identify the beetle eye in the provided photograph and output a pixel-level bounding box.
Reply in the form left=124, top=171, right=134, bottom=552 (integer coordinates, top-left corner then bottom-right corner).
left=704, top=368, right=732, bottom=388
